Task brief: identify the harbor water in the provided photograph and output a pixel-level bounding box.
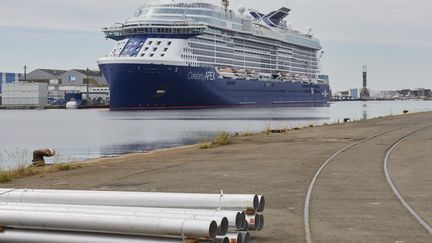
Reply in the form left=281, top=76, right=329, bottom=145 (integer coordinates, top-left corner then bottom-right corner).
left=0, top=100, right=431, bottom=167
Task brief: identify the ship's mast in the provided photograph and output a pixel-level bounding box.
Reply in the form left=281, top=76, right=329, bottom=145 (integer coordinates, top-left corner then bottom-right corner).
left=221, top=0, right=229, bottom=11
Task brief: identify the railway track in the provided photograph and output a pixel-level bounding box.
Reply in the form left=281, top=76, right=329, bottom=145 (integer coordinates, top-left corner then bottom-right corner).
left=384, top=126, right=432, bottom=235
left=304, top=126, right=432, bottom=243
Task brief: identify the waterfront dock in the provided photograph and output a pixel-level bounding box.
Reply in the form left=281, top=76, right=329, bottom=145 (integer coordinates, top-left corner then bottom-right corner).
left=5, top=112, right=432, bottom=242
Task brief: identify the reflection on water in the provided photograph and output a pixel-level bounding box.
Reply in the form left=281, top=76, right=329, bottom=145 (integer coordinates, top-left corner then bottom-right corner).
left=363, top=103, right=368, bottom=120
left=0, top=100, right=431, bottom=166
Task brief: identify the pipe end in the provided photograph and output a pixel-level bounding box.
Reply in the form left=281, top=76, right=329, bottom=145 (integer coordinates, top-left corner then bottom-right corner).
left=258, top=195, right=265, bottom=212
left=219, top=217, right=229, bottom=235
left=209, top=220, right=218, bottom=240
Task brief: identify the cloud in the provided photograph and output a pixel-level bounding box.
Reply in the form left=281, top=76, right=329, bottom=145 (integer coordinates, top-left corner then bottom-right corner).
left=0, top=0, right=144, bottom=31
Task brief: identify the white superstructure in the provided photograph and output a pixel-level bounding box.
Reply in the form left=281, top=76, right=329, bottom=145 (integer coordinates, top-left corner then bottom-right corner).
left=99, top=0, right=327, bottom=84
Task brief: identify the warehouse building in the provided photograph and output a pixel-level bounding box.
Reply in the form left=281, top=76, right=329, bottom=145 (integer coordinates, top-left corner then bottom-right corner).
left=59, top=69, right=108, bottom=86
left=2, top=82, right=48, bottom=106
left=24, top=69, right=67, bottom=83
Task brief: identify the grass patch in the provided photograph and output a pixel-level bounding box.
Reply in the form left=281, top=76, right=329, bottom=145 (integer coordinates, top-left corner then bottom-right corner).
left=0, top=171, right=12, bottom=183
left=55, top=164, right=72, bottom=171
left=199, top=132, right=232, bottom=149
left=0, top=165, right=41, bottom=183
left=0, top=149, right=83, bottom=184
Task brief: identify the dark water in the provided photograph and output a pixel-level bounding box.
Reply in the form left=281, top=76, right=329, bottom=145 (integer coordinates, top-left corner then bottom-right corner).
left=0, top=100, right=431, bottom=167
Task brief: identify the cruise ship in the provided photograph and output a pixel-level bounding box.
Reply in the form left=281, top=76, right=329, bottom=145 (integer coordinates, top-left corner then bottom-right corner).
left=98, top=0, right=330, bottom=109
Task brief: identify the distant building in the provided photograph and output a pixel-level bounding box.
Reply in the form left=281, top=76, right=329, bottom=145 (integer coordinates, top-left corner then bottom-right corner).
left=0, top=72, right=22, bottom=93
left=23, top=69, right=107, bottom=86
left=2, top=82, right=48, bottom=106
left=397, top=88, right=431, bottom=99
left=412, top=88, right=431, bottom=98
left=24, top=69, right=67, bottom=83
left=59, top=69, right=107, bottom=86
left=350, top=89, right=359, bottom=99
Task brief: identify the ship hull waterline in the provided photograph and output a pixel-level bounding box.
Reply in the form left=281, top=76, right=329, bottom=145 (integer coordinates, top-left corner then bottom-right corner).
left=99, top=63, right=330, bottom=110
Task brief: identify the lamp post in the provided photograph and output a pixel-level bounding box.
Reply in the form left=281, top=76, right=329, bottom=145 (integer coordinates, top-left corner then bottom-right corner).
left=86, top=68, right=90, bottom=100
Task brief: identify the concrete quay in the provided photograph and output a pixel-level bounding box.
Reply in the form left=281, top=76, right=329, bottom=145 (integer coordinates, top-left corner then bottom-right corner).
left=5, top=112, right=432, bottom=242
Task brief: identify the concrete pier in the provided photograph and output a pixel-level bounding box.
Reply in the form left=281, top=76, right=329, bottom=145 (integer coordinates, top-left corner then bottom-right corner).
left=5, top=112, right=432, bottom=242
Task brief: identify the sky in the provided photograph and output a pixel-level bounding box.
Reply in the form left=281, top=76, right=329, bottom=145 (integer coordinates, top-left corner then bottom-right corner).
left=0, top=0, right=431, bottom=90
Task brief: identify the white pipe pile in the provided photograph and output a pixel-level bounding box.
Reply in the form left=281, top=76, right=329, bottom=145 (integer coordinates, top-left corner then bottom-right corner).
left=0, top=189, right=266, bottom=242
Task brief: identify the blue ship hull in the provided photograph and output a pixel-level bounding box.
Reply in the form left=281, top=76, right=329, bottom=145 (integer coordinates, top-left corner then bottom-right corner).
left=99, top=64, right=330, bottom=109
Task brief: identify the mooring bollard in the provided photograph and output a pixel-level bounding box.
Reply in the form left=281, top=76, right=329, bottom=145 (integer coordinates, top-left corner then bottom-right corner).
left=343, top=118, right=351, bottom=123
left=32, top=148, right=56, bottom=167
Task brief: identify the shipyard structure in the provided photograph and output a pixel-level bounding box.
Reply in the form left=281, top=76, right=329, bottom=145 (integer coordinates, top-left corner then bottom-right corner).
left=98, top=0, right=330, bottom=109
left=0, top=69, right=108, bottom=107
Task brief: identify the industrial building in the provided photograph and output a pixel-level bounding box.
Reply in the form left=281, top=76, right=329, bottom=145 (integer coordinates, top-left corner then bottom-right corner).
left=24, top=69, right=107, bottom=86
left=59, top=69, right=107, bottom=86
left=2, top=83, right=48, bottom=106
left=0, top=72, right=22, bottom=93
left=1, top=68, right=109, bottom=107
left=24, top=69, right=67, bottom=83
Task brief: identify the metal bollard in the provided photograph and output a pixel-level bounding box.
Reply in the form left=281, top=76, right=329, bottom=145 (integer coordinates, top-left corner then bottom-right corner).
left=32, top=148, right=55, bottom=167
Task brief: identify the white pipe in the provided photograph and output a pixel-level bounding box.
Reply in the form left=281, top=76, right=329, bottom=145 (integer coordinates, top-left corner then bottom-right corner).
left=0, top=203, right=241, bottom=231
left=238, top=232, right=251, bottom=243
left=245, top=214, right=260, bottom=230
left=224, top=232, right=242, bottom=243
left=257, top=195, right=265, bottom=212
left=214, top=236, right=230, bottom=243
left=0, top=229, right=185, bottom=243
left=0, top=210, right=218, bottom=239
left=258, top=214, right=264, bottom=231
left=242, top=221, right=249, bottom=231
left=0, top=189, right=259, bottom=212
left=0, top=205, right=228, bottom=236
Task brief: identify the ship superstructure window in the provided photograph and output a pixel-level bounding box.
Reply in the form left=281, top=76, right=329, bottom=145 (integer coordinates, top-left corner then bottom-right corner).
left=148, top=41, right=153, bottom=45
left=150, top=54, right=154, bottom=57
left=164, top=48, right=168, bottom=52
left=157, top=41, right=162, bottom=45
left=167, top=41, right=172, bottom=46
left=153, top=47, right=158, bottom=51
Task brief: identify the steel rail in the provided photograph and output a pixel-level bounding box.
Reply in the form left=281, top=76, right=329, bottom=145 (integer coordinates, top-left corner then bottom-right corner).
left=384, top=126, right=432, bottom=235
left=304, top=129, right=398, bottom=243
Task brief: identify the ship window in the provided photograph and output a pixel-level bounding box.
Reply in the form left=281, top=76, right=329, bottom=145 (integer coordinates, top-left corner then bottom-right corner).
left=150, top=54, right=154, bottom=57
left=141, top=53, right=145, bottom=57
left=148, top=41, right=153, bottom=45
left=144, top=47, right=149, bottom=51
left=153, top=47, right=157, bottom=51
left=164, top=48, right=168, bottom=52
left=167, top=41, right=172, bottom=45
left=157, top=41, right=162, bottom=45
left=161, top=54, right=165, bottom=57
left=139, top=41, right=144, bottom=46
left=135, top=47, right=141, bottom=51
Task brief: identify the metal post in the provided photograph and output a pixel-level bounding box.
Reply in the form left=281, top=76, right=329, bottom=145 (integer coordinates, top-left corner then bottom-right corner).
left=86, top=68, right=90, bottom=100
left=23, top=65, right=27, bottom=81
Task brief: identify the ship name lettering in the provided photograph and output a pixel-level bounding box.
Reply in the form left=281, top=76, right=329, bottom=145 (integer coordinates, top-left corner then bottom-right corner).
left=188, top=72, right=215, bottom=81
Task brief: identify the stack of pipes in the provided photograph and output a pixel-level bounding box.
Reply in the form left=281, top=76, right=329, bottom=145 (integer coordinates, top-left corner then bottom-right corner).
left=0, top=188, right=265, bottom=243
